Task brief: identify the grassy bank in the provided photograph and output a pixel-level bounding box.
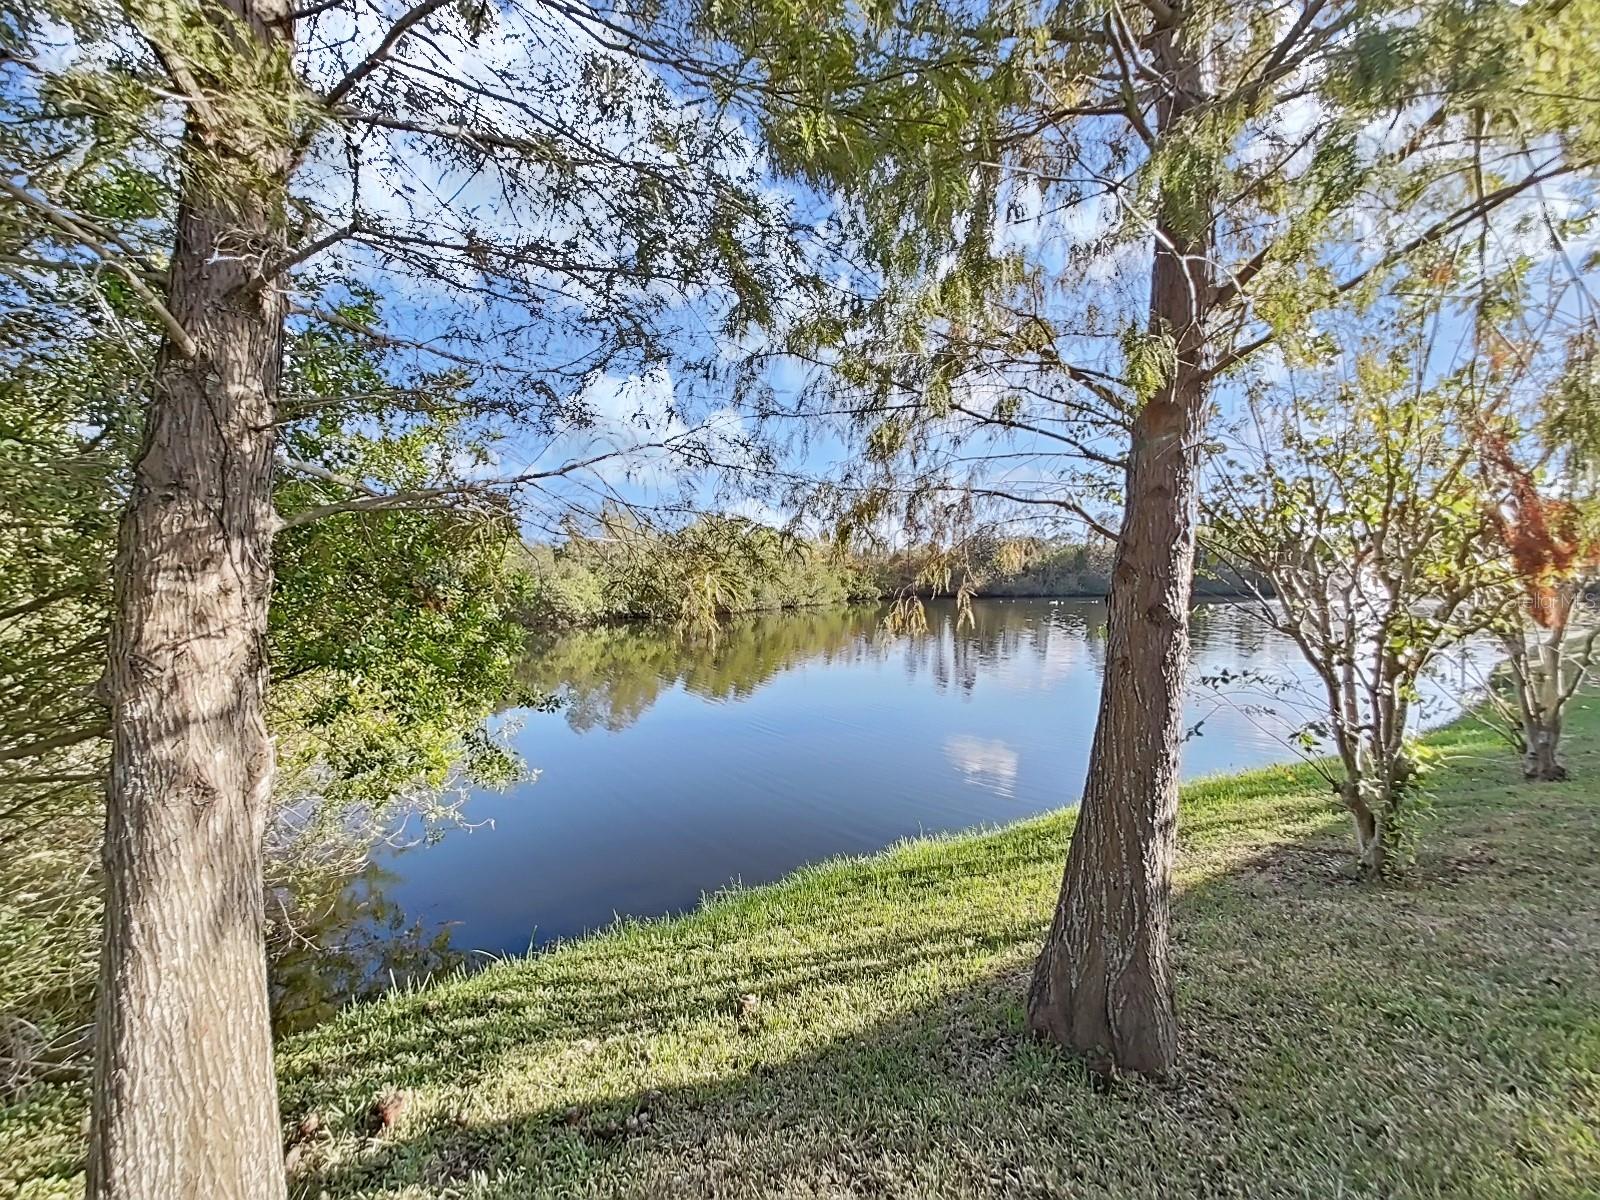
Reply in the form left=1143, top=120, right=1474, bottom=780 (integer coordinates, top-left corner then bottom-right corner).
left=5, top=701, right=1600, bottom=1199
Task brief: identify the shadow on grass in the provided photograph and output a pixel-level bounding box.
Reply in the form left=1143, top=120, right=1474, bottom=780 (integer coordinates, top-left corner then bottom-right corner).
left=281, top=752, right=1600, bottom=1200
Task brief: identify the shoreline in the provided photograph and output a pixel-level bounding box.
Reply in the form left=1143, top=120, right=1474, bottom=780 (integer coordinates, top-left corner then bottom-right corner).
left=6, top=694, right=1598, bottom=1197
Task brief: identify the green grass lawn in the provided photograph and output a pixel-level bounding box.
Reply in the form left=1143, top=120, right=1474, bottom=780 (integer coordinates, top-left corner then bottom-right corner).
left=5, top=701, right=1599, bottom=1199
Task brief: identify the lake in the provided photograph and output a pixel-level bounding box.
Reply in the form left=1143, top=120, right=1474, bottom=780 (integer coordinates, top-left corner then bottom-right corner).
left=270, top=598, right=1490, bottom=1030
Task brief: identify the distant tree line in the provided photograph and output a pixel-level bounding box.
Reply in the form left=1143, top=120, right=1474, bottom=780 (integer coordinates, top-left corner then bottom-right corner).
left=515, top=514, right=878, bottom=629
left=871, top=538, right=1265, bottom=602
left=515, top=524, right=1268, bottom=632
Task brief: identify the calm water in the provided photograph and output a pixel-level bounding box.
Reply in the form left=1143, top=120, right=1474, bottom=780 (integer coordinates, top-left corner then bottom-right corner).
left=272, top=599, right=1488, bottom=1029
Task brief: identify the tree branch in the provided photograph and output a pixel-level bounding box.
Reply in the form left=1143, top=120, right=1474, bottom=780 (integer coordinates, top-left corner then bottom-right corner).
left=270, top=221, right=358, bottom=275
left=275, top=442, right=679, bottom=529
left=322, top=0, right=455, bottom=108
left=970, top=488, right=1121, bottom=540
left=1207, top=155, right=1596, bottom=379
left=0, top=723, right=110, bottom=764
left=0, top=178, right=197, bottom=358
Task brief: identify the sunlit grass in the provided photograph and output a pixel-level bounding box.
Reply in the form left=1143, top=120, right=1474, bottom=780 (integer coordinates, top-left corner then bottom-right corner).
left=4, top=700, right=1599, bottom=1198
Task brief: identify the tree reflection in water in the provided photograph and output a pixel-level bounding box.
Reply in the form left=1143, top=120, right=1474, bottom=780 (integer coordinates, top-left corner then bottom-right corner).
left=519, top=599, right=1113, bottom=734
left=269, top=859, right=464, bottom=1035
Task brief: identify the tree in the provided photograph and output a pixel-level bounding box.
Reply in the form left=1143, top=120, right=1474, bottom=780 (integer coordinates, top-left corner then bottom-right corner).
left=1023, top=0, right=1600, bottom=1076
left=739, top=0, right=1600, bottom=1073
left=2, top=0, right=876, bottom=1188
left=1478, top=335, right=1600, bottom=781
left=0, top=278, right=540, bottom=1088
left=1207, top=364, right=1500, bottom=875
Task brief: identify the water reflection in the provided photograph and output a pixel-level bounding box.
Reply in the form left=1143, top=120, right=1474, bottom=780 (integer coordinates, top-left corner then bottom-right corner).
left=269, top=861, right=464, bottom=1035
left=516, top=598, right=1307, bottom=736
left=943, top=734, right=1021, bottom=798
left=516, top=604, right=893, bottom=733
left=272, top=598, right=1489, bottom=1031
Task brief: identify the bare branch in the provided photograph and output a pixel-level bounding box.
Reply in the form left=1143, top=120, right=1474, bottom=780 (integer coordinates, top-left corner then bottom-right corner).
left=0, top=723, right=110, bottom=765
left=284, top=0, right=345, bottom=20
left=969, top=488, right=1120, bottom=540
left=275, top=442, right=681, bottom=529
left=270, top=221, right=359, bottom=275
left=322, top=0, right=455, bottom=108
left=289, top=304, right=486, bottom=368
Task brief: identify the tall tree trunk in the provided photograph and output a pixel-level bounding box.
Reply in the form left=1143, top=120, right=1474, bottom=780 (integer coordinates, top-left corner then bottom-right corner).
left=1026, top=24, right=1207, bottom=1076
left=88, top=3, right=293, bottom=1196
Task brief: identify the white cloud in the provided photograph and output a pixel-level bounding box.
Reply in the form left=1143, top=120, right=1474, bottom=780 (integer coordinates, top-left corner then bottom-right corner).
left=943, top=735, right=1020, bottom=798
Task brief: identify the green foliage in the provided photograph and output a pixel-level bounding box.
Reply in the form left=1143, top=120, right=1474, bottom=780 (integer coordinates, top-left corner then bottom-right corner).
left=694, top=0, right=1028, bottom=282
left=271, top=509, right=534, bottom=824
left=0, top=292, right=540, bottom=1075
left=519, top=514, right=878, bottom=631
left=871, top=534, right=1256, bottom=599
left=515, top=524, right=1264, bottom=637
left=1121, top=326, right=1178, bottom=406
left=1207, top=361, right=1501, bottom=871
left=0, top=274, right=146, bottom=1068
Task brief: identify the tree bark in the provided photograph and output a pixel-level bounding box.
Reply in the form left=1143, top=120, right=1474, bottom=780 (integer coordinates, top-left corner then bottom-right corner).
left=1026, top=24, right=1208, bottom=1076
left=1523, top=626, right=1569, bottom=781
left=1351, top=802, right=1388, bottom=877
left=88, top=3, right=293, bottom=1197
left=1523, top=719, right=1567, bottom=781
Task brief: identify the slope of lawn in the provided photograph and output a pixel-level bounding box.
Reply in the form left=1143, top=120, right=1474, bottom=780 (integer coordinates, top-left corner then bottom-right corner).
left=4, top=699, right=1599, bottom=1199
